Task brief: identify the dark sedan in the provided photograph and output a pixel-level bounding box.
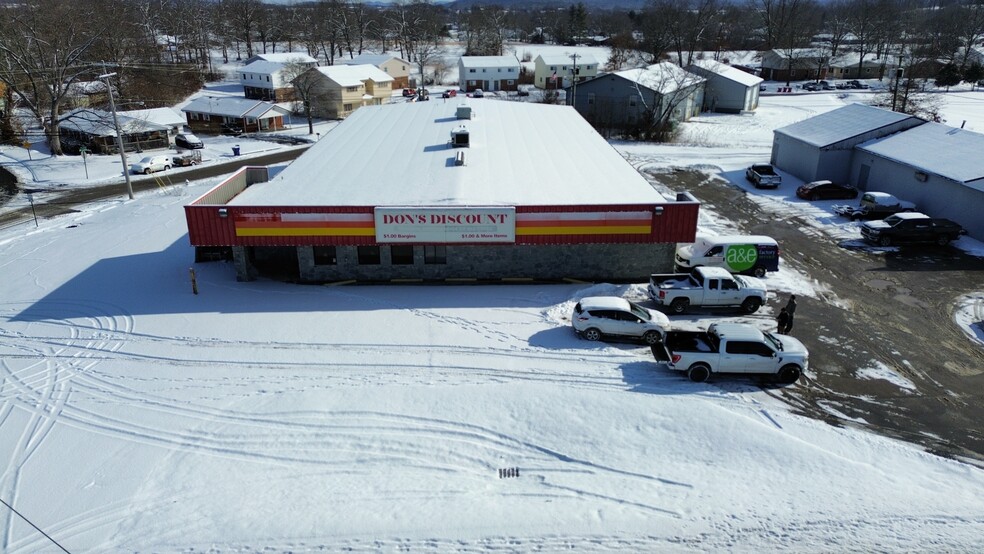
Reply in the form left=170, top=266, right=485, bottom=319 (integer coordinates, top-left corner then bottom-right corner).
left=796, top=180, right=859, bottom=201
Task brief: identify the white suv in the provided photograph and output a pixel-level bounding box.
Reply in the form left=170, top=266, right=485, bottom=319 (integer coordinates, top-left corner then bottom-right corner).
left=572, top=296, right=668, bottom=346
left=130, top=155, right=172, bottom=175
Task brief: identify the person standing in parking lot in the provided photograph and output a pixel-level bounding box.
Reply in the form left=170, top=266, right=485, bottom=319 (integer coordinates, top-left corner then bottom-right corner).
left=784, top=295, right=797, bottom=334
left=777, top=308, right=790, bottom=335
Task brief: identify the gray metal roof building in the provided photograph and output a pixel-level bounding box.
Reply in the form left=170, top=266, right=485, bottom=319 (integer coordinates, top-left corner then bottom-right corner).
left=771, top=104, right=924, bottom=184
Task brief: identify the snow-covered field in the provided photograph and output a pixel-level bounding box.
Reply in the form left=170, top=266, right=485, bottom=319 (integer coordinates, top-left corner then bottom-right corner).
left=2, top=85, right=984, bottom=551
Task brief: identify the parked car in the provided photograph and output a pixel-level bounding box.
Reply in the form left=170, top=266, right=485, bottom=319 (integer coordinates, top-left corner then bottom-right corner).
left=803, top=82, right=819, bottom=91
left=174, top=133, right=203, bottom=149
left=172, top=150, right=202, bottom=167
left=472, top=89, right=484, bottom=98
left=860, top=212, right=967, bottom=246
left=129, top=155, right=171, bottom=175
left=402, top=88, right=416, bottom=97
left=745, top=163, right=782, bottom=188
left=833, top=191, right=916, bottom=220
left=647, top=266, right=767, bottom=315
left=819, top=80, right=834, bottom=90
left=517, top=88, right=530, bottom=97
left=571, top=296, right=668, bottom=346
left=847, top=79, right=870, bottom=89
left=651, top=322, right=808, bottom=383
left=796, top=180, right=859, bottom=201
left=441, top=89, right=457, bottom=98
left=221, top=123, right=243, bottom=136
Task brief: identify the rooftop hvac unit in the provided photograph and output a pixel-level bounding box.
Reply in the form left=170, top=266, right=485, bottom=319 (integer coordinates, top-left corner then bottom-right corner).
left=451, top=125, right=469, bottom=148
left=456, top=105, right=472, bottom=120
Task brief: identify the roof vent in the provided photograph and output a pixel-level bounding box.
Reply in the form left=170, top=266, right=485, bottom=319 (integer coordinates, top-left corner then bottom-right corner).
left=451, top=125, right=469, bottom=148
left=455, top=151, right=465, bottom=166
left=456, top=105, right=472, bottom=120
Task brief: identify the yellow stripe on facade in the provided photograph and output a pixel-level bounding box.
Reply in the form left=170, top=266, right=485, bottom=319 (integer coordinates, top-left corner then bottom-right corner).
left=236, top=227, right=377, bottom=237
left=515, top=225, right=651, bottom=235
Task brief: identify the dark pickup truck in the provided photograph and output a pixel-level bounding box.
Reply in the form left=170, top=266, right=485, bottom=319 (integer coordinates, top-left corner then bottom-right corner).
left=860, top=212, right=967, bottom=246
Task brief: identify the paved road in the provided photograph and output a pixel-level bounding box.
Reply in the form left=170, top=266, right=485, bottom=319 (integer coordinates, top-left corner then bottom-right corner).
left=653, top=169, right=984, bottom=463
left=0, top=147, right=308, bottom=229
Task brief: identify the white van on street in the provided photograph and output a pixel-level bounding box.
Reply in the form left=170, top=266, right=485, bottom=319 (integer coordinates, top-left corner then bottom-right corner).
left=674, top=235, right=780, bottom=278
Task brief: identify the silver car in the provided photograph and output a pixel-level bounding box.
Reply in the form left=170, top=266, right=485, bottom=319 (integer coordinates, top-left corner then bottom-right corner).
left=129, top=155, right=172, bottom=175
left=572, top=296, right=668, bottom=345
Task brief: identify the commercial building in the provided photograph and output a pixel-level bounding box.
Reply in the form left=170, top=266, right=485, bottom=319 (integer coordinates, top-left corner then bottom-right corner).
left=771, top=103, right=924, bottom=185
left=184, top=100, right=700, bottom=283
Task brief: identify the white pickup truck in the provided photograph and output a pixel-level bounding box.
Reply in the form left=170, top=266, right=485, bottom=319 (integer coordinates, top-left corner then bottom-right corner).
left=648, top=266, right=767, bottom=314
left=650, top=322, right=808, bottom=383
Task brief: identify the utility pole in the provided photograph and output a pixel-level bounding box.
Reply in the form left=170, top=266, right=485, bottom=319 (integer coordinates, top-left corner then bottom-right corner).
left=569, top=53, right=579, bottom=106
left=99, top=70, right=134, bottom=200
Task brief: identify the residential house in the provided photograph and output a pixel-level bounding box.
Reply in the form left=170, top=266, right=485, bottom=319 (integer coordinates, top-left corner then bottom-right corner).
left=240, top=57, right=318, bottom=102
left=760, top=48, right=829, bottom=82
left=853, top=122, right=984, bottom=240
left=458, top=56, right=520, bottom=93
left=771, top=103, right=925, bottom=185
left=686, top=59, right=763, bottom=113
left=58, top=108, right=171, bottom=154
left=118, top=107, right=188, bottom=139
left=826, top=51, right=895, bottom=81
left=295, top=64, right=393, bottom=120
left=567, top=62, right=704, bottom=133
left=180, top=97, right=291, bottom=134
left=64, top=81, right=110, bottom=109
left=343, top=53, right=412, bottom=90
left=533, top=53, right=600, bottom=90
left=243, top=52, right=318, bottom=66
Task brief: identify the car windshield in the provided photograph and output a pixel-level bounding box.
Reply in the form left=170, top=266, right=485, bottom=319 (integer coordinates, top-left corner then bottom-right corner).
left=763, top=332, right=783, bottom=351
left=139, top=157, right=153, bottom=163
left=627, top=301, right=651, bottom=321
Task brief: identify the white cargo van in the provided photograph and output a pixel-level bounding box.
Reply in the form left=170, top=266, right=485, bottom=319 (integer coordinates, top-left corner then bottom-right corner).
left=674, top=235, right=780, bottom=278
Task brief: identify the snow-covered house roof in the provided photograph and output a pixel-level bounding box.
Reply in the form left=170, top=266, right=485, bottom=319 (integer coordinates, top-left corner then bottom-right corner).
left=244, top=52, right=318, bottom=65
left=58, top=108, right=170, bottom=137
left=858, top=122, right=984, bottom=187
left=614, top=63, right=705, bottom=95
left=118, top=107, right=187, bottom=130
left=774, top=103, right=923, bottom=148
left=313, top=64, right=393, bottom=87
left=181, top=97, right=290, bottom=119
left=688, top=59, right=763, bottom=87
left=229, top=100, right=665, bottom=207
left=459, top=55, right=520, bottom=69
left=536, top=53, right=601, bottom=66
left=342, top=53, right=410, bottom=67
left=241, top=60, right=289, bottom=75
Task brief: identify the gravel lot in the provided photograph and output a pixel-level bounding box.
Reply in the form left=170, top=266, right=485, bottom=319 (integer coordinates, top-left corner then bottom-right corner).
left=654, top=168, right=984, bottom=464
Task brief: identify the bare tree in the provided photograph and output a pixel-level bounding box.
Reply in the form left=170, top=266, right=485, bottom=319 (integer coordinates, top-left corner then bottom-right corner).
left=222, top=0, right=263, bottom=60
left=0, top=0, right=106, bottom=155
left=286, top=65, right=323, bottom=135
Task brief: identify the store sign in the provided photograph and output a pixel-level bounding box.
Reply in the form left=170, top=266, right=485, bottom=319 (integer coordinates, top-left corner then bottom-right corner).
left=375, top=207, right=516, bottom=243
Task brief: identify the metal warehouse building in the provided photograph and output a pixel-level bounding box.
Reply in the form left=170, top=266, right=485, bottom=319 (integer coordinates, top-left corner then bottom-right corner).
left=184, top=100, right=700, bottom=283
left=771, top=103, right=924, bottom=185
left=852, top=122, right=984, bottom=240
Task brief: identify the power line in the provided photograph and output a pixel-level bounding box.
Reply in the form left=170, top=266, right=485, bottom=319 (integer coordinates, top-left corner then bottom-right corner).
left=0, top=496, right=72, bottom=554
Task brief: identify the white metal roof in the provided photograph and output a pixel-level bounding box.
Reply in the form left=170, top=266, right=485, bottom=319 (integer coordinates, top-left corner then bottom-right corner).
left=230, top=100, right=666, bottom=207
left=459, top=55, right=520, bottom=69
left=689, top=59, right=763, bottom=87
left=313, top=64, right=393, bottom=87
left=614, top=63, right=705, bottom=95
left=775, top=103, right=922, bottom=148
left=857, top=122, right=984, bottom=185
